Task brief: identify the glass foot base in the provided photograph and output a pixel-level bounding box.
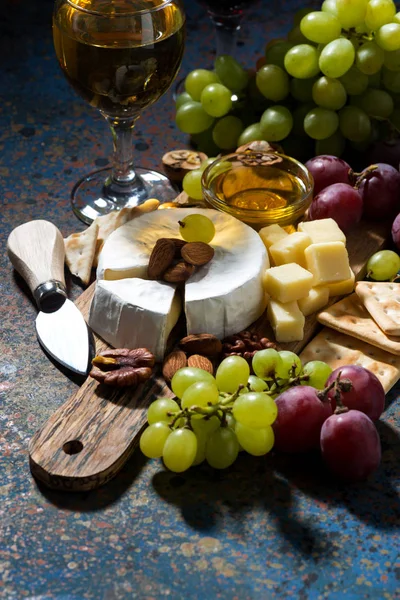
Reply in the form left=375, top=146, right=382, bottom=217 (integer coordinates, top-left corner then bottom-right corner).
left=71, top=166, right=179, bottom=224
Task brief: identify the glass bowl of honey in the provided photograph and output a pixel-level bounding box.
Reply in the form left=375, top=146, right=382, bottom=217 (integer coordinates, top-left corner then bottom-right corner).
left=201, top=151, right=314, bottom=230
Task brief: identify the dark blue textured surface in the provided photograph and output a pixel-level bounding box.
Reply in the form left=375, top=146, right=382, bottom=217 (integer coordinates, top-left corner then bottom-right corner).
left=1, top=0, right=399, bottom=598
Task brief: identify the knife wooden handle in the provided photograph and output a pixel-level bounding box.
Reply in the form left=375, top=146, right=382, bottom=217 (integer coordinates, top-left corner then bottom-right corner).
left=7, top=220, right=66, bottom=304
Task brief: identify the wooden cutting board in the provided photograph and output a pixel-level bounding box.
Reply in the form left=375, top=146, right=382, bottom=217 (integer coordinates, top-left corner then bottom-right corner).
left=29, top=220, right=390, bottom=491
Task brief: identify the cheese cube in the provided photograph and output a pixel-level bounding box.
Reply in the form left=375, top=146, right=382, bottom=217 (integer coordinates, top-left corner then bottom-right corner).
left=264, top=263, right=314, bottom=303
left=304, top=242, right=351, bottom=285
left=269, top=232, right=312, bottom=268
left=298, top=286, right=330, bottom=317
left=298, top=218, right=346, bottom=244
left=268, top=299, right=305, bottom=342
left=323, top=269, right=355, bottom=297
left=259, top=224, right=289, bottom=249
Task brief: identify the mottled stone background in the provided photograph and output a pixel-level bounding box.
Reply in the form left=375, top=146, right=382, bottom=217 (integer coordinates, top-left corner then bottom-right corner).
left=0, top=0, right=399, bottom=598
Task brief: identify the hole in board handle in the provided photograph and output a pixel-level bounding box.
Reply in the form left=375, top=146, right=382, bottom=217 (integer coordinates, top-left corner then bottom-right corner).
left=63, top=440, right=84, bottom=455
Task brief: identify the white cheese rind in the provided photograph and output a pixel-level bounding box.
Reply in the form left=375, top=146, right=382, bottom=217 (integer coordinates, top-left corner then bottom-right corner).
left=88, top=278, right=181, bottom=361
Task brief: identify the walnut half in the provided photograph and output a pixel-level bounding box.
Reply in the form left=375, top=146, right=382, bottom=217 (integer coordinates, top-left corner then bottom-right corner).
left=90, top=348, right=155, bottom=387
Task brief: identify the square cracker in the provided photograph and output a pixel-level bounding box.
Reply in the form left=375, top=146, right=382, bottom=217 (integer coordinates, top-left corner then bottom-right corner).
left=317, top=293, right=400, bottom=355
left=64, top=220, right=99, bottom=286
left=299, top=327, right=400, bottom=393
left=355, top=281, right=400, bottom=336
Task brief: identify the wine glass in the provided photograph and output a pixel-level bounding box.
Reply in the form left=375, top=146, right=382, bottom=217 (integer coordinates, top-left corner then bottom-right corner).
left=53, top=0, right=186, bottom=224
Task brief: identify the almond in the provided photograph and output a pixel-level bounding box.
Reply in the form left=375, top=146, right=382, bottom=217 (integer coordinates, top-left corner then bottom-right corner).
left=179, top=333, right=222, bottom=357
left=188, top=354, right=214, bottom=374
left=147, top=239, right=175, bottom=280
left=181, top=242, right=214, bottom=266
left=162, top=349, right=187, bottom=384
left=163, top=261, right=195, bottom=283
left=165, top=237, right=187, bottom=257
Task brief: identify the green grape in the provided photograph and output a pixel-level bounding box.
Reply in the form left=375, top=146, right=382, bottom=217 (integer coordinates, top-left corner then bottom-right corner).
left=382, top=67, right=400, bottom=92
left=147, top=398, right=181, bottom=425
left=233, top=392, right=278, bottom=428
left=358, top=88, right=394, bottom=118
left=256, top=65, right=290, bottom=102
left=315, top=130, right=346, bottom=156
left=389, top=107, right=400, bottom=129
left=312, top=76, right=347, bottom=110
left=199, top=157, right=217, bottom=173
left=140, top=422, right=171, bottom=458
left=287, top=26, right=310, bottom=45
left=206, top=427, right=239, bottom=469
left=356, top=41, right=385, bottom=75
left=336, top=0, right=368, bottom=28
left=290, top=77, right=317, bottom=102
left=300, top=11, right=341, bottom=44
left=176, top=102, right=215, bottom=134
left=191, top=415, right=221, bottom=436
left=275, top=350, right=302, bottom=379
left=319, top=38, right=356, bottom=78
left=178, top=213, right=216, bottom=243
left=171, top=367, right=216, bottom=399
left=192, top=429, right=208, bottom=465
left=176, top=91, right=193, bottom=109
left=265, top=41, right=294, bottom=69
left=182, top=169, right=203, bottom=200
left=181, top=381, right=219, bottom=410
left=284, top=44, right=320, bottom=79
left=367, top=250, right=400, bottom=280
left=235, top=423, right=275, bottom=456
left=237, top=123, right=266, bottom=146
left=200, top=83, right=232, bottom=118
left=252, top=348, right=283, bottom=379
left=365, top=0, right=396, bottom=30
left=339, top=105, right=371, bottom=141
left=247, top=375, right=268, bottom=392
left=395, top=11, right=400, bottom=24
left=294, top=7, right=315, bottom=26
left=162, top=428, right=197, bottom=472
left=368, top=70, right=382, bottom=88
left=214, top=55, right=249, bottom=92
left=302, top=361, right=333, bottom=389
left=191, top=127, right=221, bottom=156
left=212, top=115, right=244, bottom=150
left=216, top=355, right=250, bottom=393
left=339, top=66, right=369, bottom=95
left=292, top=103, right=316, bottom=136
left=322, top=0, right=338, bottom=15
left=185, top=69, right=220, bottom=101
left=384, top=49, right=400, bottom=71
left=304, top=107, right=339, bottom=140
left=260, top=105, right=293, bottom=141
left=376, top=23, right=400, bottom=52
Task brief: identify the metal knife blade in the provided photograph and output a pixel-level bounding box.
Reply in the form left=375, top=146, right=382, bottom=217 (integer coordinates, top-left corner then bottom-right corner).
left=7, top=220, right=91, bottom=375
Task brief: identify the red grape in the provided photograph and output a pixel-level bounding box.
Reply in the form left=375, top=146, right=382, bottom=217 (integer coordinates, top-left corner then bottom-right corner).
left=273, top=386, right=332, bottom=453
left=326, top=366, right=385, bottom=421
left=305, top=155, right=352, bottom=196
left=308, top=183, right=363, bottom=233
left=392, top=213, right=400, bottom=251
left=357, top=163, right=400, bottom=221
left=320, top=410, right=381, bottom=481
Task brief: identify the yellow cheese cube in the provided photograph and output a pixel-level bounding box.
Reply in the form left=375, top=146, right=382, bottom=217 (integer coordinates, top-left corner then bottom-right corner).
left=269, top=232, right=312, bottom=268
left=263, top=263, right=314, bottom=303
left=267, top=299, right=305, bottom=343
left=304, top=242, right=351, bottom=286
left=323, top=269, right=355, bottom=297
left=259, top=224, right=289, bottom=249
left=298, top=218, right=346, bottom=244
left=298, top=286, right=330, bottom=317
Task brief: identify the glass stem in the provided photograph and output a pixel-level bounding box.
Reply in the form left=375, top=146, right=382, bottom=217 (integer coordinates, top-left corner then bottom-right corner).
left=106, top=116, right=138, bottom=185
left=209, top=13, right=243, bottom=57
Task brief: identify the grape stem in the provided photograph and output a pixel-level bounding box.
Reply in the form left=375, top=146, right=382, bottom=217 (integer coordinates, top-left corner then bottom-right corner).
left=318, top=371, right=352, bottom=415
left=351, top=165, right=379, bottom=189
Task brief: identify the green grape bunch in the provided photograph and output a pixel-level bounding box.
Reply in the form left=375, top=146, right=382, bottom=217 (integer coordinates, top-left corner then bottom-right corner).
left=174, top=0, right=400, bottom=161
left=139, top=350, right=333, bottom=473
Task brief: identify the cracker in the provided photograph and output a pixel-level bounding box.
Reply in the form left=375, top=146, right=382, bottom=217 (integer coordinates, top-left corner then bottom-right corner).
left=299, top=327, right=400, bottom=393
left=317, top=293, right=400, bottom=355
left=93, top=198, right=160, bottom=266
left=64, top=220, right=99, bottom=286
left=355, top=281, right=400, bottom=336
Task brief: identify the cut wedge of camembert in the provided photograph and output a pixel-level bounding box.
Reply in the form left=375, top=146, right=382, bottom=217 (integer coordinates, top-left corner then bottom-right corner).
left=90, top=208, right=269, bottom=360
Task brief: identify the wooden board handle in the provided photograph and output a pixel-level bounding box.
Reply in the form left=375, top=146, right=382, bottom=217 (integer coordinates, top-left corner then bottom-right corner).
left=7, top=220, right=66, bottom=310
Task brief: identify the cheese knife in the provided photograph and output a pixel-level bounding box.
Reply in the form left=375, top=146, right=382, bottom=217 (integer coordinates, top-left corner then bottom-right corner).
left=7, top=220, right=90, bottom=375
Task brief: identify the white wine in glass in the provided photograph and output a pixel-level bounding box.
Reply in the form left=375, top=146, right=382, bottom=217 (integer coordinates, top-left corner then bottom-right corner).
left=53, top=0, right=186, bottom=223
